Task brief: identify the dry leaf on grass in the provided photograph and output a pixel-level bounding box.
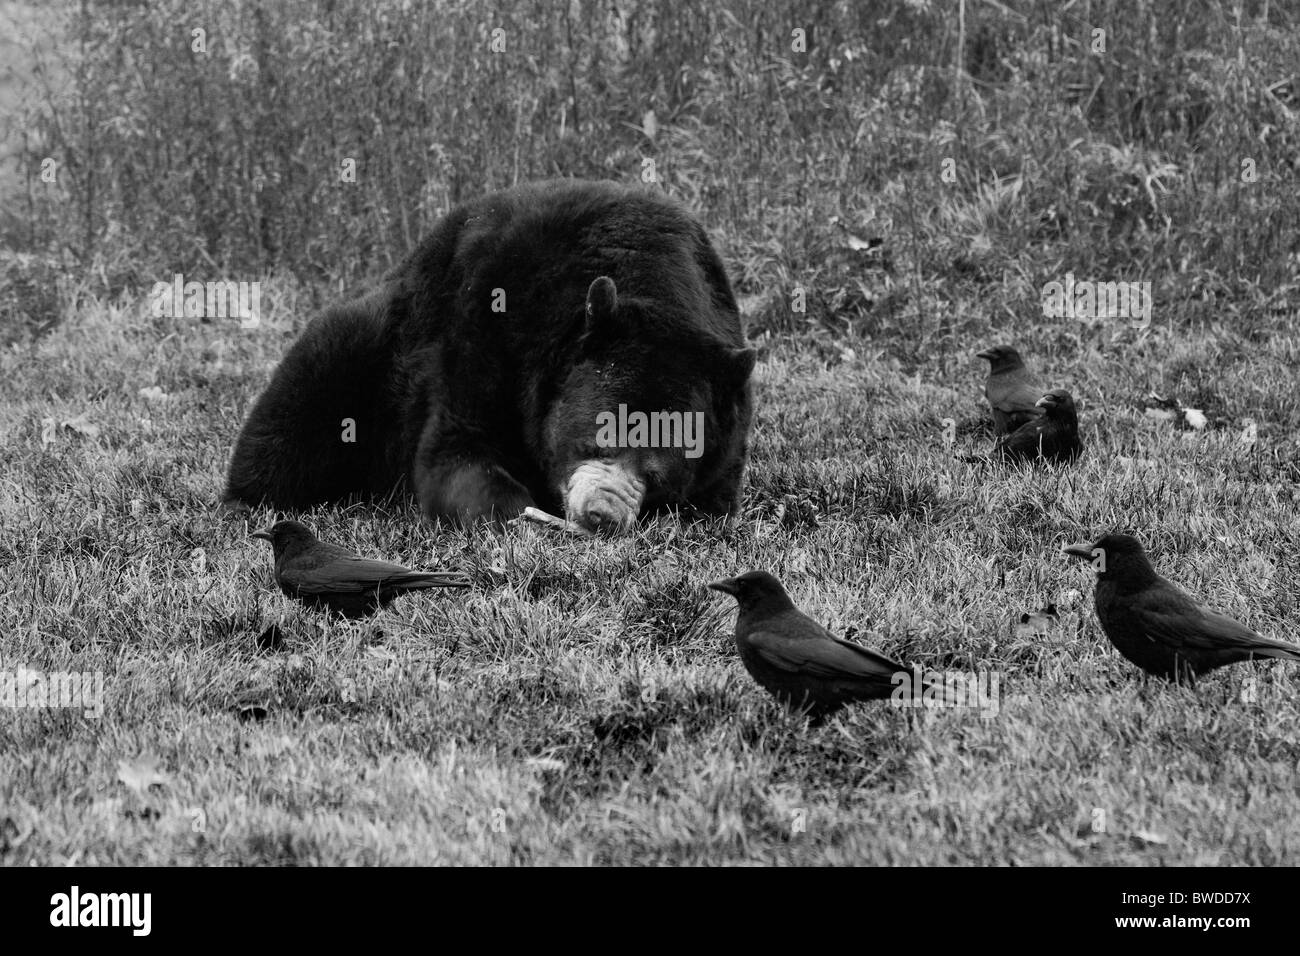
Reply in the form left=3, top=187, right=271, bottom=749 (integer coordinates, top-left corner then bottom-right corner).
left=116, top=755, right=168, bottom=796
left=61, top=412, right=100, bottom=439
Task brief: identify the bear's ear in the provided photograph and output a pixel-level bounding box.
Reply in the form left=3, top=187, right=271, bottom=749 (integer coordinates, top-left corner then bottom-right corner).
left=585, top=276, right=618, bottom=329
left=724, top=346, right=758, bottom=384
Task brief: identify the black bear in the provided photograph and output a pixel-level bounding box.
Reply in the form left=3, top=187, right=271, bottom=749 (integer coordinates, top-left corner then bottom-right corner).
left=225, top=180, right=756, bottom=533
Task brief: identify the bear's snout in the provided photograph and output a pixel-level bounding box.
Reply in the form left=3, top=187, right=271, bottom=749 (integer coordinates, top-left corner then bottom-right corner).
left=564, top=459, right=644, bottom=533
left=582, top=501, right=626, bottom=532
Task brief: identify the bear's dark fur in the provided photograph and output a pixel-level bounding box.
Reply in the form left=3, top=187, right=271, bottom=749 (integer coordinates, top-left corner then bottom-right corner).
left=225, top=180, right=756, bottom=531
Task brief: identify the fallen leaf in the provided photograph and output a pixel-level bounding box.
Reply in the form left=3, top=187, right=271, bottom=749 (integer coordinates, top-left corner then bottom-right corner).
left=61, top=413, right=100, bottom=439
left=1014, top=607, right=1059, bottom=641
left=1056, top=588, right=1084, bottom=611
left=236, top=704, right=268, bottom=723
left=524, top=757, right=567, bottom=773
left=117, top=755, right=168, bottom=796
left=787, top=548, right=812, bottom=574
left=246, top=734, right=294, bottom=759
left=1117, top=456, right=1158, bottom=469
left=735, top=293, right=767, bottom=318
left=233, top=683, right=273, bottom=723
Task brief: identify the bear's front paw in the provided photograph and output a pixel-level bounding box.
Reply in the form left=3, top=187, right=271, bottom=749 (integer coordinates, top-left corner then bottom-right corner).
left=420, top=461, right=536, bottom=528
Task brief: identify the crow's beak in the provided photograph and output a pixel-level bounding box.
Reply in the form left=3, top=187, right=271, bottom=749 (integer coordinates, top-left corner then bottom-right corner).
left=708, top=578, right=739, bottom=596
left=975, top=348, right=995, bottom=361
left=1062, top=542, right=1096, bottom=560
left=1035, top=394, right=1056, bottom=408
left=250, top=529, right=273, bottom=542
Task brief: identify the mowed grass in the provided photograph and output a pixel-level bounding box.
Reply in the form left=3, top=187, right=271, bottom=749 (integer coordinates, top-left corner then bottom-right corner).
left=2, top=285, right=1299, bottom=865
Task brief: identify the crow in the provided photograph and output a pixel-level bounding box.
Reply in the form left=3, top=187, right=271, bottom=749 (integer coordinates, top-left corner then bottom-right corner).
left=709, top=570, right=943, bottom=724
left=977, top=344, right=1044, bottom=435
left=252, top=520, right=471, bottom=618
left=994, top=388, right=1082, bottom=464
left=1063, top=532, right=1300, bottom=682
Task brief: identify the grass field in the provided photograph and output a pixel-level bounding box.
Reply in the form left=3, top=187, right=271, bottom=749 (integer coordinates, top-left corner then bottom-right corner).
left=2, top=271, right=1299, bottom=865
left=3, top=0, right=1299, bottom=868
